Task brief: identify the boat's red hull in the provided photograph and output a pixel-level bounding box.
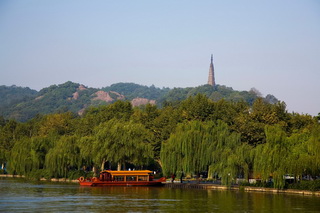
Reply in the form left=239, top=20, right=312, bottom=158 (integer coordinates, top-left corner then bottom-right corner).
left=79, top=177, right=166, bottom=187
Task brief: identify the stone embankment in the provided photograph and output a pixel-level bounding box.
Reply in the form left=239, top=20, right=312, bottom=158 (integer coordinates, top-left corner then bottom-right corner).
left=0, top=174, right=79, bottom=183
left=164, top=183, right=320, bottom=196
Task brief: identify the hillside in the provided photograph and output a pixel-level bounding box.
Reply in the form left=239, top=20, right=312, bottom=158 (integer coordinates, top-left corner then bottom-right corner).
left=0, top=85, right=37, bottom=108
left=0, top=81, right=278, bottom=122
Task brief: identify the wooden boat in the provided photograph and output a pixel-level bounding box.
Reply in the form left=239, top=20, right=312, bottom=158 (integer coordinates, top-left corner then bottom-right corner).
left=78, top=170, right=166, bottom=186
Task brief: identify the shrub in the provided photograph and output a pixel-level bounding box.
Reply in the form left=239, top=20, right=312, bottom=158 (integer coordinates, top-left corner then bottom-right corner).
left=26, top=169, right=52, bottom=180
left=67, top=170, right=88, bottom=180
left=287, top=180, right=320, bottom=191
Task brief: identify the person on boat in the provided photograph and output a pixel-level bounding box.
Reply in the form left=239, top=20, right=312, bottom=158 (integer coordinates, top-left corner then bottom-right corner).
left=180, top=172, right=184, bottom=183
left=171, top=174, right=175, bottom=183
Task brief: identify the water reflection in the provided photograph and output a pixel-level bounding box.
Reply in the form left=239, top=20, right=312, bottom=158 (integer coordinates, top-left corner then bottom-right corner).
left=1, top=178, right=320, bottom=212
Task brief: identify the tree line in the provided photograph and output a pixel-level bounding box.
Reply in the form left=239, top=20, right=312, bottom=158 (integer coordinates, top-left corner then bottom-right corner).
left=0, top=94, right=319, bottom=189
left=1, top=82, right=266, bottom=122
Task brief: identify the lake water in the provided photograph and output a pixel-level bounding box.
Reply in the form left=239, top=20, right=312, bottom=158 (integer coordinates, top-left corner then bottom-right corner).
left=0, top=178, right=320, bottom=212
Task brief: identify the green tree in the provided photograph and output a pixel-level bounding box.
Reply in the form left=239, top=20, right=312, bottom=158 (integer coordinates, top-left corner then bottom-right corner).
left=79, top=101, right=133, bottom=136
left=7, top=138, right=32, bottom=175
left=233, top=98, right=288, bottom=145
left=0, top=120, right=18, bottom=168
left=78, top=136, right=95, bottom=170
left=94, top=119, right=153, bottom=171
left=180, top=94, right=214, bottom=121
left=253, top=125, right=289, bottom=189
left=38, top=112, right=75, bottom=136
left=161, top=120, right=250, bottom=185
left=45, top=135, right=81, bottom=178
left=289, top=125, right=320, bottom=178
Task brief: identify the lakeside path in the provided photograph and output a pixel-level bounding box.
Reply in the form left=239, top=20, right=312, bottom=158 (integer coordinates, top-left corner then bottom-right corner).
left=1, top=174, right=320, bottom=196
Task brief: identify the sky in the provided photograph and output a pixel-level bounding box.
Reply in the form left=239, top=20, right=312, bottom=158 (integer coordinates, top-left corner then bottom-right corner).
left=0, top=1, right=319, bottom=116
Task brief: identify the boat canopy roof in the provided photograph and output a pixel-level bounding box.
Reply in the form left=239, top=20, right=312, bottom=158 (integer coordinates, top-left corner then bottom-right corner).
left=101, top=170, right=153, bottom=176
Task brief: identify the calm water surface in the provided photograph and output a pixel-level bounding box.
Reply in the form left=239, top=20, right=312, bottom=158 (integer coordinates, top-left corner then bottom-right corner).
left=0, top=178, right=320, bottom=212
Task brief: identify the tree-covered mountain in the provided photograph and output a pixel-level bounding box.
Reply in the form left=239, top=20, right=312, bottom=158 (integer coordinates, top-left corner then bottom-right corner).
left=1, top=82, right=100, bottom=121
left=102, top=83, right=170, bottom=100
left=0, top=85, right=37, bottom=108
left=0, top=81, right=277, bottom=122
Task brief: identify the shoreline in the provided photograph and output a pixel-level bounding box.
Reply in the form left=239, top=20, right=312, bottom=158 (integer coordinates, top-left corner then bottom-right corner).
left=0, top=174, right=79, bottom=183
left=2, top=174, right=320, bottom=196
left=164, top=182, right=320, bottom=196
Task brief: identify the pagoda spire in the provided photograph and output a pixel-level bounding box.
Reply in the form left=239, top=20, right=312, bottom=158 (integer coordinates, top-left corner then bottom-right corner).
left=207, top=54, right=215, bottom=87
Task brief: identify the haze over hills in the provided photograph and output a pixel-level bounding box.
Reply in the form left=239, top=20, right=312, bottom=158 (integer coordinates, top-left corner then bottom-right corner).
left=0, top=81, right=278, bottom=122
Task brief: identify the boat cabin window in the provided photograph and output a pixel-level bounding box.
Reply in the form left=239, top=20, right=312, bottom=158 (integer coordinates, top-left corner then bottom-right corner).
left=127, top=176, right=137, bottom=181
left=138, top=176, right=148, bottom=181
left=114, top=176, right=124, bottom=181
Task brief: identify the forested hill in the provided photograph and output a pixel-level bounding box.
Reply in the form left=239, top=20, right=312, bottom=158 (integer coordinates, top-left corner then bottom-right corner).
left=0, top=81, right=278, bottom=122
left=0, top=85, right=37, bottom=108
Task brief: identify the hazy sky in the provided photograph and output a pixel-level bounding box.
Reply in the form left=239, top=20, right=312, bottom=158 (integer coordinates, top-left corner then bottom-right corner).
left=0, top=1, right=319, bottom=115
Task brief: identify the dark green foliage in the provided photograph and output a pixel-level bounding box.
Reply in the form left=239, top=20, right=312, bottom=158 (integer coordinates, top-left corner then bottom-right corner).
left=1, top=81, right=274, bottom=122
left=0, top=85, right=37, bottom=109
left=0, top=120, right=20, bottom=166
left=2, top=82, right=98, bottom=121
left=45, top=135, right=81, bottom=178
left=0, top=116, right=7, bottom=127
left=253, top=125, right=289, bottom=189
left=67, top=170, right=87, bottom=180
left=287, top=113, right=315, bottom=134
left=159, top=87, right=191, bottom=104
left=38, top=81, right=79, bottom=98
left=94, top=119, right=154, bottom=170
left=160, top=84, right=262, bottom=108
left=287, top=180, right=320, bottom=191
left=161, top=120, right=251, bottom=186
left=25, top=169, right=51, bottom=180
left=232, top=98, right=290, bottom=145
left=103, top=83, right=170, bottom=100
left=180, top=94, right=215, bottom=121
left=132, top=104, right=181, bottom=162
left=78, top=101, right=133, bottom=136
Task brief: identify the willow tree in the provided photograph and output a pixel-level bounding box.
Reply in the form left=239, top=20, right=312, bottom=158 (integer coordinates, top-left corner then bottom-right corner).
left=290, top=125, right=320, bottom=178
left=45, top=135, right=81, bottom=178
left=208, top=132, right=252, bottom=185
left=285, top=132, right=309, bottom=181
left=305, top=125, right=320, bottom=176
left=8, top=136, right=53, bottom=175
left=160, top=120, right=250, bottom=185
left=8, top=138, right=33, bottom=175
left=78, top=136, right=95, bottom=170
left=161, top=120, right=212, bottom=176
left=29, top=136, right=53, bottom=170
left=0, top=120, right=18, bottom=170
left=94, top=119, right=154, bottom=171
left=253, top=125, right=290, bottom=189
